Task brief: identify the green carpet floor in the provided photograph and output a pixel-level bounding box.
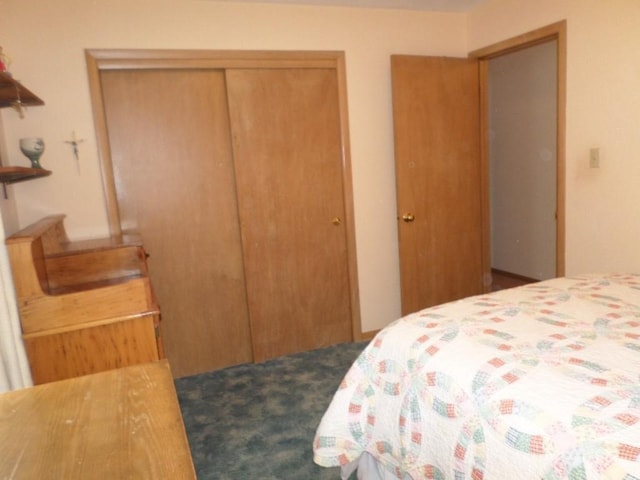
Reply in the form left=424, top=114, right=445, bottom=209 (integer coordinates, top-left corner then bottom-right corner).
left=175, top=341, right=367, bottom=479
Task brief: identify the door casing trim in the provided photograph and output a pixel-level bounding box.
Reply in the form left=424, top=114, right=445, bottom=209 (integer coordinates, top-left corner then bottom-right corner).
left=469, top=20, right=567, bottom=287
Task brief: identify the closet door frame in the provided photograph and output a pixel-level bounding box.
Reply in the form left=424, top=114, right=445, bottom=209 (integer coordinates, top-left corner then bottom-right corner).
left=85, top=49, right=362, bottom=341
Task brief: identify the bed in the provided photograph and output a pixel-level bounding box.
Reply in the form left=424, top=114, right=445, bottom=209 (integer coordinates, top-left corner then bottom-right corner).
left=313, top=273, right=640, bottom=479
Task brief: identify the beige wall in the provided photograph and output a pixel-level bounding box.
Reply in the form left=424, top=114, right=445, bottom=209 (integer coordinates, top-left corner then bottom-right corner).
left=2, top=0, right=639, bottom=334
left=0, top=0, right=467, bottom=332
left=469, top=0, right=640, bottom=276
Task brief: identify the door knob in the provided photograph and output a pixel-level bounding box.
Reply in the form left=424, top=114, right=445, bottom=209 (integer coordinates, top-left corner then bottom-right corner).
left=401, top=213, right=415, bottom=223
left=332, top=217, right=342, bottom=226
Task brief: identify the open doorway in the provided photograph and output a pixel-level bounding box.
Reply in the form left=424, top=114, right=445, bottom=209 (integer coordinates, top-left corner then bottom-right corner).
left=470, top=21, right=567, bottom=292
left=488, top=40, right=557, bottom=290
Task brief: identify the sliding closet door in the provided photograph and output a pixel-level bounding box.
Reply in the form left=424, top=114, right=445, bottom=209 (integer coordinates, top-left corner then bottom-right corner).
left=100, top=70, right=253, bottom=377
left=226, top=68, right=353, bottom=361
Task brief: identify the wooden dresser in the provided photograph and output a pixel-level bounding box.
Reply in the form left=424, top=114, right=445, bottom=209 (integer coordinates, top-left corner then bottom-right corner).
left=5, top=214, right=164, bottom=384
left=0, top=360, right=196, bottom=479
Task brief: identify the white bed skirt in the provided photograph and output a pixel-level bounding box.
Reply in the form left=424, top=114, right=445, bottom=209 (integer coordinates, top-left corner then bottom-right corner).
left=342, top=453, right=413, bottom=480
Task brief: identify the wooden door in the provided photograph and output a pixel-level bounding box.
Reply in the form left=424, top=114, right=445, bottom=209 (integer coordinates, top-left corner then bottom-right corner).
left=225, top=68, right=353, bottom=361
left=392, top=55, right=483, bottom=315
left=100, top=70, right=253, bottom=377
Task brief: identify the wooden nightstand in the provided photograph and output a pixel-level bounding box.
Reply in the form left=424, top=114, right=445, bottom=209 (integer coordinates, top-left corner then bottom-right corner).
left=6, top=214, right=164, bottom=384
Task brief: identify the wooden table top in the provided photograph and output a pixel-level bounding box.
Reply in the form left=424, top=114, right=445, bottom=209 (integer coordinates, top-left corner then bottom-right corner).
left=0, top=360, right=196, bottom=479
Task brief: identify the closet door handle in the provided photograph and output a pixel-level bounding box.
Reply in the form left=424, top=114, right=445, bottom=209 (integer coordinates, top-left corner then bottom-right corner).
left=401, top=213, right=415, bottom=223
left=332, top=217, right=342, bottom=226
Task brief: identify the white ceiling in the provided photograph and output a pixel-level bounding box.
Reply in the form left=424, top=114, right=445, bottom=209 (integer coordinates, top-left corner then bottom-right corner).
left=218, top=0, right=488, bottom=12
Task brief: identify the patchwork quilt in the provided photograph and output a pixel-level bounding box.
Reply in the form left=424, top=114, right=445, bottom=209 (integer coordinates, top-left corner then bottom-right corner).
left=314, top=274, right=640, bottom=479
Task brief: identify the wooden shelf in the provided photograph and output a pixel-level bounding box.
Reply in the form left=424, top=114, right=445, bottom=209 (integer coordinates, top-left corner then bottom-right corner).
left=0, top=71, right=44, bottom=108
left=0, top=73, right=48, bottom=197
left=0, top=166, right=51, bottom=184
left=0, top=166, right=51, bottom=198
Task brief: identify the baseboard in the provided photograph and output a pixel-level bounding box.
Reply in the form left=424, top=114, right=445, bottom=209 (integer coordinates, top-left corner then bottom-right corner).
left=360, top=330, right=379, bottom=341
left=491, top=268, right=538, bottom=283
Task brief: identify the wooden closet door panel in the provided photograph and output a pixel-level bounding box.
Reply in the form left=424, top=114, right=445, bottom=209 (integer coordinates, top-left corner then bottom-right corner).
left=226, top=68, right=353, bottom=362
left=100, top=70, right=252, bottom=377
